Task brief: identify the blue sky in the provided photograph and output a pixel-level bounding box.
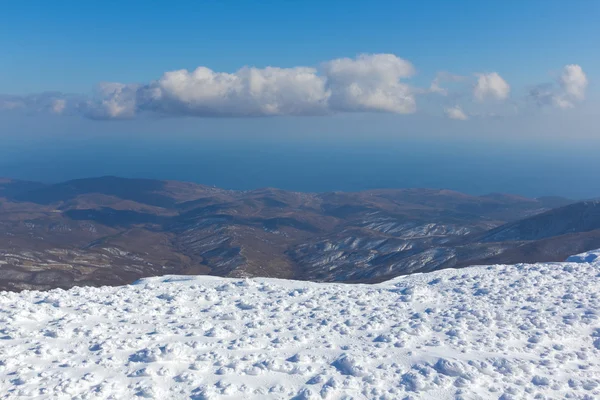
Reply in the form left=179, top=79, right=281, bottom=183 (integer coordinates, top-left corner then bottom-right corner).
left=1, top=0, right=597, bottom=93
left=0, top=0, right=598, bottom=196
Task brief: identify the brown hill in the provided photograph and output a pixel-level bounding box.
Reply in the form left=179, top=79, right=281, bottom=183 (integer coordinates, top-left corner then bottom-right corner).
left=1, top=176, right=596, bottom=291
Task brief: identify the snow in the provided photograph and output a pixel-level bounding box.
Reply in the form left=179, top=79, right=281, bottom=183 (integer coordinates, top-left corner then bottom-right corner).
left=566, top=250, right=599, bottom=264
left=1, top=251, right=600, bottom=399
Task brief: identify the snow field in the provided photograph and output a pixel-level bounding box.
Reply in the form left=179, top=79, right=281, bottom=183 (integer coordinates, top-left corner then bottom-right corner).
left=0, top=252, right=599, bottom=399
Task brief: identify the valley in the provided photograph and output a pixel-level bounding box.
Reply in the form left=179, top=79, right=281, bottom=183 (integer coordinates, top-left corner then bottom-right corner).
left=1, top=176, right=598, bottom=291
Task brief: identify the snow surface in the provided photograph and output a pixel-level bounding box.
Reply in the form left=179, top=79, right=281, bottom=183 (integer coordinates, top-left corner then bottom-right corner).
left=1, top=251, right=600, bottom=399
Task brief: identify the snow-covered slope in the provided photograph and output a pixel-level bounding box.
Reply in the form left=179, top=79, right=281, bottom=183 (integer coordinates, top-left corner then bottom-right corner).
left=1, top=252, right=600, bottom=399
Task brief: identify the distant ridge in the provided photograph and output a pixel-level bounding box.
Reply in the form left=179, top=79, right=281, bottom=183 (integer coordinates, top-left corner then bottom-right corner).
left=481, top=200, right=600, bottom=242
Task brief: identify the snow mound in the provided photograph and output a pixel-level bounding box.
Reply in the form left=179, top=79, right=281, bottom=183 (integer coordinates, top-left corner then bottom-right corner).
left=566, top=249, right=600, bottom=264
left=1, top=250, right=600, bottom=399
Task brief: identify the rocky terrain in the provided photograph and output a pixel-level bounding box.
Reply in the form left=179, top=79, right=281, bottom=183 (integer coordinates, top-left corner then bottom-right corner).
left=1, top=176, right=599, bottom=291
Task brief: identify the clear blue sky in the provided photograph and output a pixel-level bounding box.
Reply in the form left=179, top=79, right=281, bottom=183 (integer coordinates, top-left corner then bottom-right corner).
left=0, top=0, right=599, bottom=197
left=1, top=0, right=598, bottom=93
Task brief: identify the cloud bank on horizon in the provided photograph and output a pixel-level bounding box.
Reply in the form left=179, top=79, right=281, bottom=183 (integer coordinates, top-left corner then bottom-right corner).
left=0, top=54, right=589, bottom=121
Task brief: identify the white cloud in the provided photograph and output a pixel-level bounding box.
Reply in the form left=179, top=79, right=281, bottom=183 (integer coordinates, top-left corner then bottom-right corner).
left=83, top=83, right=139, bottom=119
left=0, top=57, right=587, bottom=121
left=78, top=54, right=418, bottom=119
left=74, top=54, right=418, bottom=119
left=445, top=105, right=468, bottom=120
left=554, top=64, right=588, bottom=109
left=322, top=54, right=416, bottom=114
left=529, top=64, right=588, bottom=110
left=138, top=66, right=330, bottom=117
left=560, top=64, right=588, bottom=101
left=474, top=72, right=510, bottom=101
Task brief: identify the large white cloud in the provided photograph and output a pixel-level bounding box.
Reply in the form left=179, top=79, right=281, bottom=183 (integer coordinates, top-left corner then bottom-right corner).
left=139, top=66, right=330, bottom=117
left=474, top=72, right=510, bottom=101
left=322, top=54, right=416, bottom=114
left=66, top=54, right=417, bottom=119
left=81, top=54, right=417, bottom=119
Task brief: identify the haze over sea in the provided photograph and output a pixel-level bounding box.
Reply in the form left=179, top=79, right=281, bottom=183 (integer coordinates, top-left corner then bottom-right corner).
left=1, top=131, right=598, bottom=199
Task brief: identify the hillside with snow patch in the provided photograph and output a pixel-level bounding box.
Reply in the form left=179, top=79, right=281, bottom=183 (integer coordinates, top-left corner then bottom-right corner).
left=1, top=251, right=600, bottom=399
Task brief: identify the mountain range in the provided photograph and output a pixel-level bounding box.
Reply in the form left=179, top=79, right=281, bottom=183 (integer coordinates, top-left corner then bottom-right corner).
left=1, top=176, right=599, bottom=291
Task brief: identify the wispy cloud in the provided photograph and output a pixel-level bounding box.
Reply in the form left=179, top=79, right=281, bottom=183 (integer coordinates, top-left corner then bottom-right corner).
left=0, top=92, right=81, bottom=115
left=428, top=72, right=466, bottom=96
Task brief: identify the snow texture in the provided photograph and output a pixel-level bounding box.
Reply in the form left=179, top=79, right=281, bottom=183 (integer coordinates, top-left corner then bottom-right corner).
left=1, top=250, right=600, bottom=399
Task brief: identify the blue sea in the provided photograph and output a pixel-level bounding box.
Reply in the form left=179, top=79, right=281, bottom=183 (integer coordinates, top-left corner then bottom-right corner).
left=1, top=133, right=598, bottom=199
